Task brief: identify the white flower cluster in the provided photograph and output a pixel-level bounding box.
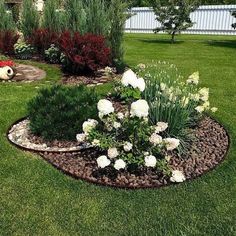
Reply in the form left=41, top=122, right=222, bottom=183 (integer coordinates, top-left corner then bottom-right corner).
left=121, top=69, right=146, bottom=92
left=170, top=170, right=186, bottom=183
left=77, top=96, right=180, bottom=173
left=186, top=71, right=199, bottom=85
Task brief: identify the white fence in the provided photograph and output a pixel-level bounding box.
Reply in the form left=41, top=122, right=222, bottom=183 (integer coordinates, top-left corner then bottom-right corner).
left=125, top=5, right=236, bottom=35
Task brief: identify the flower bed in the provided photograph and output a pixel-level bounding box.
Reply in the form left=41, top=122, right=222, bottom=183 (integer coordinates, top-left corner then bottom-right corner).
left=7, top=62, right=230, bottom=188
left=7, top=117, right=227, bottom=189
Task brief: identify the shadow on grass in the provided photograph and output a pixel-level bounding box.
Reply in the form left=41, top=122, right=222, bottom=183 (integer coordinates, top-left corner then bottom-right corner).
left=205, top=40, right=236, bottom=49
left=137, top=38, right=184, bottom=45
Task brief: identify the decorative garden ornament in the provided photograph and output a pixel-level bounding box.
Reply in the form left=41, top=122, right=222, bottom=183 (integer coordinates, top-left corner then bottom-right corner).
left=0, top=66, right=15, bottom=80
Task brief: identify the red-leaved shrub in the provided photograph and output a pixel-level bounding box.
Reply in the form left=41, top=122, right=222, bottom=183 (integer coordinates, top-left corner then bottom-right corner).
left=59, top=32, right=111, bottom=74
left=27, top=28, right=59, bottom=53
left=0, top=60, right=15, bottom=67
left=0, top=31, right=19, bottom=55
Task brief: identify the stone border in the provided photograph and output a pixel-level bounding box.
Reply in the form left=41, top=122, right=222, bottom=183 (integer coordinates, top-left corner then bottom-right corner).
left=7, top=117, right=231, bottom=190
left=7, top=117, right=91, bottom=153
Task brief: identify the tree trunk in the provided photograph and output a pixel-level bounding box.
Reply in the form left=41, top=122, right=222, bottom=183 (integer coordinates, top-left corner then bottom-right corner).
left=171, top=32, right=175, bottom=43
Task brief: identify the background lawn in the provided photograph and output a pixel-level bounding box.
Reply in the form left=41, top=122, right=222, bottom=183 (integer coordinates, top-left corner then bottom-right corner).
left=1, top=34, right=236, bottom=235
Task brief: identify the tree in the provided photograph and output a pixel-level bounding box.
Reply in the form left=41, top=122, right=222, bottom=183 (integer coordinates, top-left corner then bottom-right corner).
left=232, top=10, right=236, bottom=29
left=20, top=0, right=40, bottom=39
left=108, top=0, right=130, bottom=61
left=150, top=0, right=199, bottom=43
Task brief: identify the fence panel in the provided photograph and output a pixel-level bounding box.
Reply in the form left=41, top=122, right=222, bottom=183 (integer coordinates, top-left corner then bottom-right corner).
left=125, top=5, right=236, bottom=35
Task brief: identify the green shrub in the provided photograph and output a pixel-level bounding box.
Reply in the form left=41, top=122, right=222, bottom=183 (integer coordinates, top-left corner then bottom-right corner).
left=84, top=0, right=110, bottom=36
left=108, top=0, right=129, bottom=61
left=0, top=0, right=16, bottom=31
left=20, top=0, right=40, bottom=39
left=44, top=44, right=61, bottom=64
left=28, top=85, right=99, bottom=141
left=42, top=0, right=68, bottom=33
left=64, top=0, right=87, bottom=34
left=14, top=41, right=34, bottom=59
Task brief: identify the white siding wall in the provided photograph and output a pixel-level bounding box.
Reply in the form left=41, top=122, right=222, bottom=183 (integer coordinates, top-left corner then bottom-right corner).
left=125, top=5, right=236, bottom=35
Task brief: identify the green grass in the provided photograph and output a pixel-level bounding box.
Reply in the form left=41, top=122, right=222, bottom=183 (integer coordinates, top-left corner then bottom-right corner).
left=1, top=34, right=236, bottom=235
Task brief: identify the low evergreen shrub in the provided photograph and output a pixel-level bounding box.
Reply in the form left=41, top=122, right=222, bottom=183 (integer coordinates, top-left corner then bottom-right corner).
left=28, top=85, right=99, bottom=141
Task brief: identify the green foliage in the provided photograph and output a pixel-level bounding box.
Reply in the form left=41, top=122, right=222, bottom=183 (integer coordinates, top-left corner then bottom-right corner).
left=64, top=0, right=87, bottom=34
left=150, top=0, right=199, bottom=43
left=108, top=0, right=129, bottom=61
left=0, top=0, right=16, bottom=31
left=112, top=80, right=141, bottom=102
left=84, top=0, right=110, bottom=36
left=20, top=0, right=40, bottom=39
left=14, top=41, right=34, bottom=59
left=28, top=85, right=99, bottom=141
left=232, top=10, right=236, bottom=29
left=140, top=62, right=212, bottom=148
left=87, top=111, right=167, bottom=168
left=42, top=0, right=68, bottom=33
left=44, top=44, right=61, bottom=64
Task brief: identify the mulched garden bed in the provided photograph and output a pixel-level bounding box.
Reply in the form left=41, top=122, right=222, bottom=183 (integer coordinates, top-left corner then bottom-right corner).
left=61, top=68, right=119, bottom=86
left=8, top=116, right=230, bottom=189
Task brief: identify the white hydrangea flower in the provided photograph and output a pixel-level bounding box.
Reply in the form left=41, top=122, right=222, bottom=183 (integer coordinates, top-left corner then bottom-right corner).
left=113, top=121, right=121, bottom=129
left=195, top=106, right=205, bottom=113
left=155, top=122, right=168, bottom=133
left=199, top=88, right=209, bottom=102
left=97, top=156, right=111, bottom=168
left=145, top=155, right=157, bottom=168
left=121, top=69, right=137, bottom=87
left=186, top=71, right=199, bottom=85
left=97, top=99, right=114, bottom=116
left=117, top=112, right=124, bottom=120
left=211, top=107, right=218, bottom=113
left=164, top=138, right=180, bottom=151
left=82, top=119, right=98, bottom=134
left=92, top=139, right=100, bottom=147
left=136, top=77, right=146, bottom=92
left=170, top=170, right=186, bottom=183
left=108, top=147, right=119, bottom=159
left=114, top=159, right=126, bottom=170
left=130, top=100, right=149, bottom=118
left=149, top=133, right=163, bottom=146
left=76, top=133, right=87, bottom=143
left=124, top=142, right=133, bottom=152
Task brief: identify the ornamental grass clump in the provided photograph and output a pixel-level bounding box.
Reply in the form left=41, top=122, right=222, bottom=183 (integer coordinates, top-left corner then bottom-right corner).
left=28, top=85, right=99, bottom=141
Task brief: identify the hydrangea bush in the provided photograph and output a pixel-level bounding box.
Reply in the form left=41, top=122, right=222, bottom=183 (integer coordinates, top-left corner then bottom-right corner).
left=77, top=98, right=180, bottom=177
left=76, top=62, right=218, bottom=183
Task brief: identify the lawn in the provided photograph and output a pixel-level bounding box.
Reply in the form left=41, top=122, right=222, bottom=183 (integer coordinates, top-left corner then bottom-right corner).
left=1, top=34, right=236, bottom=235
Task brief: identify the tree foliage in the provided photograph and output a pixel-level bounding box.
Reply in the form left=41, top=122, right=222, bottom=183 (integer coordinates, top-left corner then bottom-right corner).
left=0, top=0, right=16, bottom=31
left=232, top=10, right=236, bottom=29
left=20, top=0, right=40, bottom=39
left=150, top=0, right=199, bottom=43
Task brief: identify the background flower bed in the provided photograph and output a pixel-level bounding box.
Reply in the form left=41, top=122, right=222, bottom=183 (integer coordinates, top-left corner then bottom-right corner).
left=0, top=34, right=235, bottom=235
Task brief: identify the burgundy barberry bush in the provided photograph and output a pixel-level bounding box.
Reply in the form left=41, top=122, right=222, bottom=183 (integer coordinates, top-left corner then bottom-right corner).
left=0, top=31, right=19, bottom=55
left=59, top=32, right=111, bottom=74
left=27, top=28, right=59, bottom=53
